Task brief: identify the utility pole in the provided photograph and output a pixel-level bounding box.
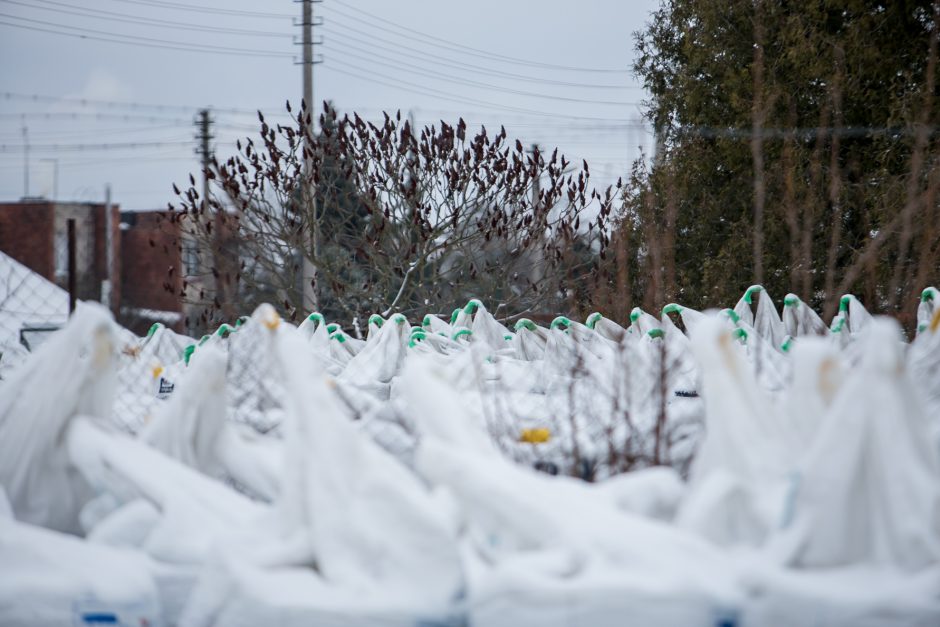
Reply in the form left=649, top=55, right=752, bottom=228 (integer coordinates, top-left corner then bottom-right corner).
left=102, top=184, right=114, bottom=312
left=22, top=123, right=29, bottom=198
left=297, top=0, right=323, bottom=313
left=195, top=108, right=221, bottom=325
left=196, top=109, right=213, bottom=211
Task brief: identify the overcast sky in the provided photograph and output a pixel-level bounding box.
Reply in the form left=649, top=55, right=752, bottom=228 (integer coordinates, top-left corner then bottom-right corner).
left=0, top=0, right=659, bottom=211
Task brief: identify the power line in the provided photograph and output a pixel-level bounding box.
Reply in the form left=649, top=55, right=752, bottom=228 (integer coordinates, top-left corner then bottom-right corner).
left=0, top=140, right=193, bottom=152
left=1, top=92, right=289, bottom=117
left=5, top=0, right=291, bottom=38
left=108, top=0, right=292, bottom=20
left=321, top=42, right=639, bottom=106
left=322, top=23, right=635, bottom=90
left=0, top=15, right=293, bottom=58
left=328, top=0, right=630, bottom=74
left=320, top=61, right=635, bottom=122
left=0, top=110, right=195, bottom=124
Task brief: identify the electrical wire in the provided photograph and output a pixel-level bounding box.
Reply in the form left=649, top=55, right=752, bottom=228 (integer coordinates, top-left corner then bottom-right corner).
left=0, top=15, right=293, bottom=58
left=3, top=0, right=291, bottom=38
left=320, top=60, right=634, bottom=122
left=108, top=0, right=292, bottom=20
left=321, top=22, right=634, bottom=90
left=0, top=140, right=193, bottom=152
left=328, top=0, right=630, bottom=74
left=1, top=93, right=288, bottom=117
left=321, top=41, right=638, bottom=106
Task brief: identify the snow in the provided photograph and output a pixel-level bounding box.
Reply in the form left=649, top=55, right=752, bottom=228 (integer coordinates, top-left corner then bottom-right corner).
left=1, top=285, right=939, bottom=625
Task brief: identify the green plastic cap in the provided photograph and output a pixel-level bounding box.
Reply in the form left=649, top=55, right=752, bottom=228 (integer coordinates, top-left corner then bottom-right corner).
left=744, top=285, right=763, bottom=304
left=586, top=312, right=603, bottom=329
left=368, top=314, right=384, bottom=327
left=550, top=316, right=571, bottom=330
left=514, top=318, right=537, bottom=332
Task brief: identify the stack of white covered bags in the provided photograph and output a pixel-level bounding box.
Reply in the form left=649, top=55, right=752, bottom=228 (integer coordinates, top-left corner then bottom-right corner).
left=1, top=285, right=939, bottom=627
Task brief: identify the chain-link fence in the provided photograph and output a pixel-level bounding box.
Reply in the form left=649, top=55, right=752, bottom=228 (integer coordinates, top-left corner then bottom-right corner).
left=0, top=250, right=70, bottom=380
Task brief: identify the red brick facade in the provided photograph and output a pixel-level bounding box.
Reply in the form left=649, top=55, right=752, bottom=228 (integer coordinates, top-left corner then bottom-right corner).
left=0, top=200, right=183, bottom=336
left=0, top=202, right=56, bottom=280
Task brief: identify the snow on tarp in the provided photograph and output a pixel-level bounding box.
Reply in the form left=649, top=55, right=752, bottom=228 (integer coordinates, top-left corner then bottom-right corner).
left=0, top=303, right=117, bottom=534
left=768, top=317, right=940, bottom=572
left=0, top=512, right=162, bottom=627
left=677, top=315, right=794, bottom=547
left=178, top=306, right=463, bottom=626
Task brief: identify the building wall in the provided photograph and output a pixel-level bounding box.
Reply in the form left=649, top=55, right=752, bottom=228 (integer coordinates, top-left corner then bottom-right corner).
left=0, top=202, right=55, bottom=281
left=119, top=211, right=183, bottom=334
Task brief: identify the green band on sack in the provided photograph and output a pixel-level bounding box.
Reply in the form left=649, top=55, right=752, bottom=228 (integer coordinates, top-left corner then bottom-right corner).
left=198, top=334, right=210, bottom=346
left=146, top=322, right=162, bottom=339
left=392, top=313, right=407, bottom=325
left=331, top=331, right=347, bottom=343
left=452, top=328, right=473, bottom=341
left=235, top=316, right=249, bottom=328
left=723, top=309, right=740, bottom=324
left=922, top=288, right=936, bottom=302
left=326, top=323, right=340, bottom=334
left=410, top=328, right=426, bottom=339
left=307, top=312, right=324, bottom=325
left=514, top=318, right=537, bottom=332
left=783, top=294, right=799, bottom=308
left=422, top=314, right=433, bottom=328
left=369, top=314, right=384, bottom=327
left=450, top=308, right=461, bottom=324
left=732, top=327, right=748, bottom=343
left=630, top=307, right=642, bottom=323
left=183, top=344, right=196, bottom=365
left=780, top=336, right=794, bottom=352
left=831, top=316, right=845, bottom=333
left=744, top=285, right=762, bottom=304
left=839, top=294, right=852, bottom=312
left=662, top=303, right=683, bottom=316
left=215, top=323, right=234, bottom=338
left=586, top=312, right=603, bottom=329
left=647, top=328, right=665, bottom=339
left=463, top=298, right=483, bottom=314
left=550, top=316, right=571, bottom=330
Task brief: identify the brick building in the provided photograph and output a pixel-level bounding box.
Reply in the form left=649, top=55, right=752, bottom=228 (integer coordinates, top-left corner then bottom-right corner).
left=0, top=199, right=186, bottom=336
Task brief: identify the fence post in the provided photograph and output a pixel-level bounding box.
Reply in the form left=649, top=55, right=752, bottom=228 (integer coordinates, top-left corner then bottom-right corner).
left=67, top=218, right=76, bottom=314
